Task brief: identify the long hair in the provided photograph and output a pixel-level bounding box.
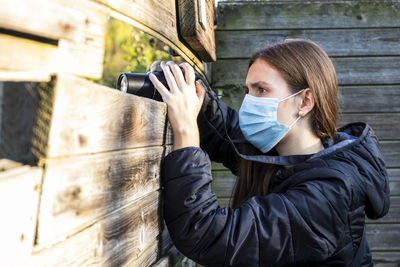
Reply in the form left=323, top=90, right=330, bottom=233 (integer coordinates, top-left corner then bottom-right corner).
left=231, top=39, right=338, bottom=208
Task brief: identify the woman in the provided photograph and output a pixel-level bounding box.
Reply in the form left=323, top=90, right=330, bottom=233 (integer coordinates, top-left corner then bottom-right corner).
left=149, top=39, right=389, bottom=266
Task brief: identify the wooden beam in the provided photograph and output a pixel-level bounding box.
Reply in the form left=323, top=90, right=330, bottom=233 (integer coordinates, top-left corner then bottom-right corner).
left=339, top=113, right=400, bottom=140
left=211, top=170, right=235, bottom=198
left=388, top=169, right=400, bottom=196
left=372, top=252, right=400, bottom=266
left=31, top=74, right=172, bottom=160
left=0, top=0, right=108, bottom=81
left=367, top=224, right=400, bottom=251
left=178, top=0, right=216, bottom=61
left=211, top=57, right=400, bottom=87
left=37, top=146, right=170, bottom=247
left=381, top=142, right=400, bottom=168
left=216, top=28, right=400, bottom=58
left=18, top=191, right=166, bottom=266
left=339, top=86, right=400, bottom=113
left=216, top=2, right=400, bottom=30
left=0, top=164, right=42, bottom=265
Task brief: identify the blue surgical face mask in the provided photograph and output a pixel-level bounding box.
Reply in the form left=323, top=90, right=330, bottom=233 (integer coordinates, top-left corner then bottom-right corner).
left=239, top=89, right=304, bottom=153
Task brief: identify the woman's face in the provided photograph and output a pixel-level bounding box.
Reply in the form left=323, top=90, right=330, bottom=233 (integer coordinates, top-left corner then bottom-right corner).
left=245, top=59, right=300, bottom=126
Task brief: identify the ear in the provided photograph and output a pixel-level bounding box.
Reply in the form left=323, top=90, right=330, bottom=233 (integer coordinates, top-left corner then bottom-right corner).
left=298, top=88, right=315, bottom=117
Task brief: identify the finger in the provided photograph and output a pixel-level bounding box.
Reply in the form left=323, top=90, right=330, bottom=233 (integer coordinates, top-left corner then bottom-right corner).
left=149, top=61, right=162, bottom=73
left=149, top=73, right=170, bottom=101
left=179, top=62, right=195, bottom=85
left=167, top=61, right=186, bottom=88
left=160, top=61, right=179, bottom=93
left=196, top=80, right=207, bottom=104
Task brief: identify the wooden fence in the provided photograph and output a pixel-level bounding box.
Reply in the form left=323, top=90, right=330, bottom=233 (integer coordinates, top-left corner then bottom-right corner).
left=211, top=1, right=400, bottom=266
left=0, top=0, right=215, bottom=266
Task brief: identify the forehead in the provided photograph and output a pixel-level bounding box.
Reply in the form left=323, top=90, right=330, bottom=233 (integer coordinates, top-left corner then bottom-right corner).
left=245, top=59, right=287, bottom=88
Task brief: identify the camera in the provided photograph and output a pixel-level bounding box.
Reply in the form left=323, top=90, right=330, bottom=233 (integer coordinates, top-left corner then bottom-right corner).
left=116, top=70, right=209, bottom=102
left=117, top=71, right=166, bottom=101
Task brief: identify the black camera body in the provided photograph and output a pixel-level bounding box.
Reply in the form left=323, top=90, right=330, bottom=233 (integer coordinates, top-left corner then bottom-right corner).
left=117, top=72, right=166, bottom=101
left=116, top=71, right=209, bottom=101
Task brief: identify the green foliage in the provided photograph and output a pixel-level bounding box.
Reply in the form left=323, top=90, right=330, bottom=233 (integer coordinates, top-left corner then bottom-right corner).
left=97, top=17, right=182, bottom=88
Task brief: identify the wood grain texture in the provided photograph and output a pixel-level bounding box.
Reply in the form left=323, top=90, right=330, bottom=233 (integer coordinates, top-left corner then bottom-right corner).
left=373, top=252, right=400, bottom=267
left=367, top=224, right=400, bottom=250
left=0, top=164, right=42, bottom=265
left=211, top=170, right=235, bottom=198
left=216, top=28, right=400, bottom=58
left=388, top=169, right=400, bottom=196
left=339, top=85, right=400, bottom=113
left=0, top=33, right=58, bottom=81
left=179, top=0, right=216, bottom=61
left=19, top=191, right=163, bottom=267
left=31, top=75, right=172, bottom=159
left=0, top=0, right=107, bottom=80
left=216, top=2, right=400, bottom=30
left=339, top=113, right=400, bottom=140
left=211, top=57, right=400, bottom=87
left=37, top=146, right=170, bottom=247
left=381, top=142, right=400, bottom=168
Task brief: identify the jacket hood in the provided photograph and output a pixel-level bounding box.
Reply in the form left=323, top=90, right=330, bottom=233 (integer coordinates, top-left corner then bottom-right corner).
left=314, top=122, right=390, bottom=219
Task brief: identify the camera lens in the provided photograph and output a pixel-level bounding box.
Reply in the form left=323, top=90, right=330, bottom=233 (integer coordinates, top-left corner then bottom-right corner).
left=120, top=74, right=128, bottom=93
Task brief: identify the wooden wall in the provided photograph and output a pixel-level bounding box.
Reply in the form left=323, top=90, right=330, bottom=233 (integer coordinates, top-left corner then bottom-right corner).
left=0, top=0, right=214, bottom=266
left=211, top=1, right=400, bottom=266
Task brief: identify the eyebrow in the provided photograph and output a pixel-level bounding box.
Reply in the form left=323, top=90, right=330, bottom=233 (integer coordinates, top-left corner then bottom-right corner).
left=245, top=81, right=272, bottom=88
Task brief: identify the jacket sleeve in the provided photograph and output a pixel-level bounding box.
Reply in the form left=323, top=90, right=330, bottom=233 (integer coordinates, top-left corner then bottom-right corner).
left=196, top=88, right=244, bottom=175
left=163, top=147, right=349, bottom=267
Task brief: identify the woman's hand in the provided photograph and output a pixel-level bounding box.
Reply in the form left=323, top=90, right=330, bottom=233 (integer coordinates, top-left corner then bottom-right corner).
left=149, top=61, right=206, bottom=150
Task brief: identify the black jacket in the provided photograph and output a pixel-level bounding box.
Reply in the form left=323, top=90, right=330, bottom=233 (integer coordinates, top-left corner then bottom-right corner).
left=162, top=90, right=390, bottom=266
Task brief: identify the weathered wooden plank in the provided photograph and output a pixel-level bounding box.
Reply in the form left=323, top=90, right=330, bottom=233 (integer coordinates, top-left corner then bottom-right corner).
left=0, top=0, right=105, bottom=44
left=388, top=169, right=400, bottom=196
left=339, top=85, right=400, bottom=113
left=0, top=33, right=58, bottom=81
left=0, top=164, right=42, bottom=265
left=339, top=113, right=400, bottom=140
left=211, top=57, right=400, bottom=87
left=381, top=142, right=400, bottom=168
left=216, top=28, right=400, bottom=58
left=178, top=0, right=216, bottom=61
left=373, top=252, right=400, bottom=267
left=217, top=2, right=400, bottom=30
left=0, top=0, right=107, bottom=80
left=144, top=246, right=180, bottom=267
left=37, top=146, right=170, bottom=247
left=31, top=75, right=172, bottom=160
left=19, top=191, right=162, bottom=267
left=211, top=170, right=236, bottom=198
left=333, top=57, right=400, bottom=85
left=367, top=224, right=400, bottom=250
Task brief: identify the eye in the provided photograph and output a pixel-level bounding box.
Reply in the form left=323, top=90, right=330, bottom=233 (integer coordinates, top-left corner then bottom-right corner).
left=244, top=85, right=249, bottom=94
left=258, top=87, right=268, bottom=94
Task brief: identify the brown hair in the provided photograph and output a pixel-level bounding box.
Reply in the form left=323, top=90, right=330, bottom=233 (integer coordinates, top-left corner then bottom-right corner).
left=231, top=39, right=338, bottom=208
